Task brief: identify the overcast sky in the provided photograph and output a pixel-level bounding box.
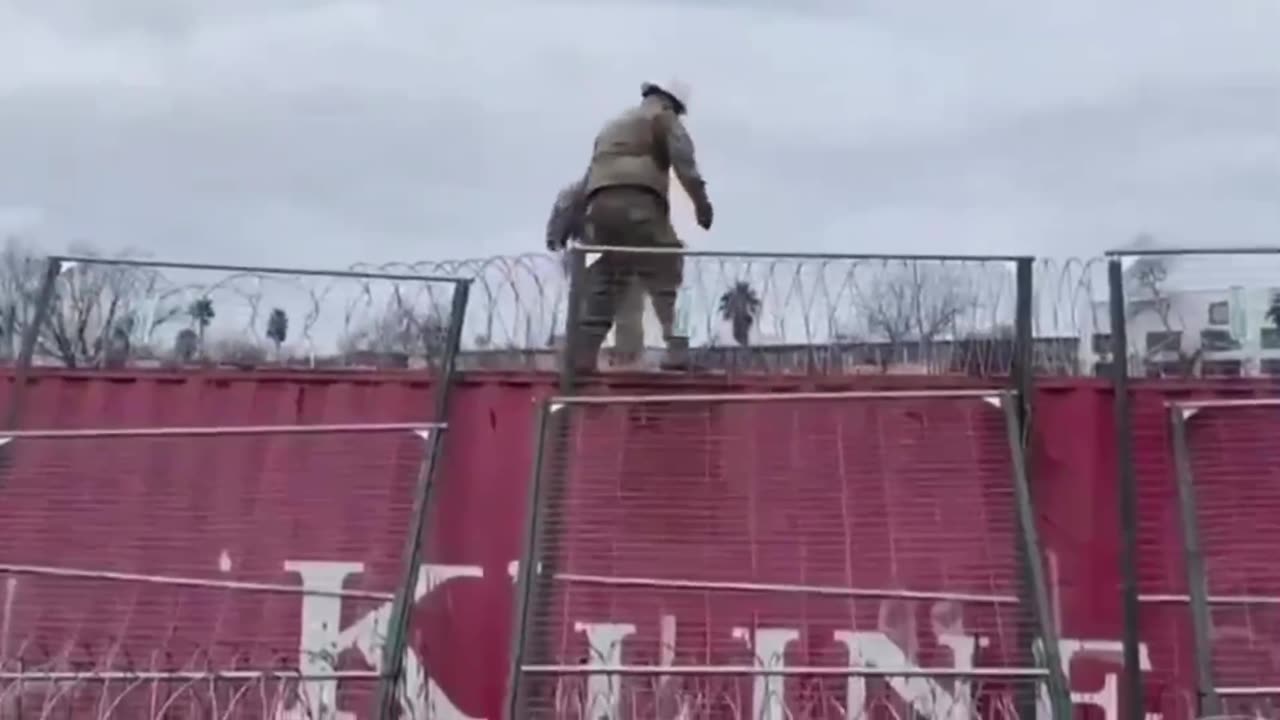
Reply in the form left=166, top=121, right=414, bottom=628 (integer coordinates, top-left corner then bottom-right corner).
left=1, top=0, right=1278, bottom=270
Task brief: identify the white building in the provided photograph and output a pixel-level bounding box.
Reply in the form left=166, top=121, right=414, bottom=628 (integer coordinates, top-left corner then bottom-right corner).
left=1082, top=254, right=1280, bottom=377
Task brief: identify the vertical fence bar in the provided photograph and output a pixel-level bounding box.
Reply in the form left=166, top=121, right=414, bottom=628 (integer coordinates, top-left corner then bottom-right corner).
left=559, top=249, right=588, bottom=388
left=1011, top=257, right=1041, bottom=720
left=503, top=401, right=555, bottom=720
left=1169, top=406, right=1221, bottom=718
left=5, top=257, right=62, bottom=431
left=1108, top=257, right=1145, bottom=720
left=374, top=279, right=472, bottom=718
left=1001, top=392, right=1072, bottom=720
left=503, top=248, right=588, bottom=718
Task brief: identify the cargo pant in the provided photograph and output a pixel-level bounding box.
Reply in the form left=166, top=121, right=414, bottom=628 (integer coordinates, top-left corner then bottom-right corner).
left=575, top=186, right=684, bottom=370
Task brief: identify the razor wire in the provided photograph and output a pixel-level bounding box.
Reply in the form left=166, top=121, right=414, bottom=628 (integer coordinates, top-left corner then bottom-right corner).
left=0, top=251, right=1112, bottom=375
left=520, top=666, right=1049, bottom=720
left=3, top=256, right=468, bottom=372
left=0, top=669, right=377, bottom=720
left=363, top=253, right=1107, bottom=376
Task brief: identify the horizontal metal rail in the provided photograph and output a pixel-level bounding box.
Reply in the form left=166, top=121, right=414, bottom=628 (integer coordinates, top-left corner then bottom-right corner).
left=554, top=572, right=1017, bottom=604
left=0, top=563, right=394, bottom=601
left=0, top=422, right=443, bottom=440
left=1218, top=686, right=1280, bottom=697
left=1105, top=246, right=1280, bottom=258
left=567, top=245, right=1031, bottom=263
left=52, top=255, right=470, bottom=285
left=521, top=665, right=1049, bottom=678
left=1167, top=398, right=1280, bottom=411
left=551, top=389, right=1010, bottom=406
left=1141, top=592, right=1280, bottom=606
left=0, top=670, right=382, bottom=682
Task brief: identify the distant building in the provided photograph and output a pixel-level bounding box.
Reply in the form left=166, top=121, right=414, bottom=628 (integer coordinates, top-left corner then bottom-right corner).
left=1083, top=255, right=1280, bottom=377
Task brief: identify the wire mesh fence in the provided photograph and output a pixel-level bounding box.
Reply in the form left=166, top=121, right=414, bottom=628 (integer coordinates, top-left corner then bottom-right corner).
left=1167, top=398, right=1280, bottom=719
left=0, top=422, right=441, bottom=719
left=382, top=252, right=1111, bottom=376
left=0, top=249, right=1126, bottom=376
left=506, top=389, right=1068, bottom=720
left=5, top=256, right=470, bottom=374
left=559, top=248, right=1043, bottom=376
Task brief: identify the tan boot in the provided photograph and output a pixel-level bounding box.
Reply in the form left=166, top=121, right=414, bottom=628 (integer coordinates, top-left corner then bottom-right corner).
left=659, top=335, right=690, bottom=371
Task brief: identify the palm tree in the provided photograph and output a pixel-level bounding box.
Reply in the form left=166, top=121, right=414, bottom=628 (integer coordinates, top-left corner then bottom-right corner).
left=266, top=307, right=289, bottom=360
left=718, top=281, right=762, bottom=347
left=187, top=297, right=215, bottom=352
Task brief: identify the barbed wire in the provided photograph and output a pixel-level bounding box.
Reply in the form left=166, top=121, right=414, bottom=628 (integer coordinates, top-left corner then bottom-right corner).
left=520, top=671, right=1044, bottom=719
left=379, top=253, right=1109, bottom=375
left=1, top=632, right=391, bottom=718
left=0, top=252, right=1118, bottom=374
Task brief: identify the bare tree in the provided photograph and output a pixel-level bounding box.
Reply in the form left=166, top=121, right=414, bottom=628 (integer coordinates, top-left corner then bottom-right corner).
left=1124, top=253, right=1201, bottom=376
left=850, top=262, right=991, bottom=369
left=858, top=264, right=975, bottom=342
left=0, top=240, right=183, bottom=368
left=339, top=290, right=451, bottom=363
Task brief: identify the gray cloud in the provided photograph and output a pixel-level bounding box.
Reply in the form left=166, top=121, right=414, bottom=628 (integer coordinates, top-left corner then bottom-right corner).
left=1, top=0, right=1278, bottom=267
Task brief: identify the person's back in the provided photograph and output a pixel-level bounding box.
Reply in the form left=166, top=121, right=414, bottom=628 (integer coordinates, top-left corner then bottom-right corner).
left=565, top=80, right=715, bottom=371
left=584, top=99, right=674, bottom=212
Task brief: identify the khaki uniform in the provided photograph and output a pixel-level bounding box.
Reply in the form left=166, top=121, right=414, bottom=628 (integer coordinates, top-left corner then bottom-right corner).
left=545, top=177, right=681, bottom=364
left=570, top=94, right=711, bottom=369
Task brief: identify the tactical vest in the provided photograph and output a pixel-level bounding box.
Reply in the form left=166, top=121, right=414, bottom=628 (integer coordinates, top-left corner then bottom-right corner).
left=584, top=103, right=671, bottom=200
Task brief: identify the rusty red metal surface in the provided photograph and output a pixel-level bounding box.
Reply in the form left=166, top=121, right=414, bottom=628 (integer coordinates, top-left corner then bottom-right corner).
left=0, top=369, right=1277, bottom=718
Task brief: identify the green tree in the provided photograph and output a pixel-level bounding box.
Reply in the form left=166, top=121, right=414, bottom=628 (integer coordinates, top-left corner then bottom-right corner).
left=187, top=297, right=215, bottom=352
left=266, top=307, right=289, bottom=359
left=718, top=281, right=762, bottom=347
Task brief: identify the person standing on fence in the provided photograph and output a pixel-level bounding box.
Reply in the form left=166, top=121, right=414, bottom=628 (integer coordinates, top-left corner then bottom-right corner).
left=544, top=79, right=714, bottom=372
left=546, top=177, right=659, bottom=365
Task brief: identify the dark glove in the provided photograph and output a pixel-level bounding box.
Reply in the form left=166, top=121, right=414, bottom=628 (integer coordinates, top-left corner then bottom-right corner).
left=695, top=200, right=714, bottom=230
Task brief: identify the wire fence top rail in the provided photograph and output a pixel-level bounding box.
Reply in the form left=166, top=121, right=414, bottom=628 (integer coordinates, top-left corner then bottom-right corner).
left=519, top=665, right=1051, bottom=678
left=0, top=421, right=444, bottom=440
left=1167, top=398, right=1280, bottom=411
left=1105, top=246, right=1280, bottom=258
left=0, top=563, right=396, bottom=601
left=51, top=255, right=471, bottom=285
left=549, top=388, right=1012, bottom=405
left=567, top=245, right=1035, bottom=262
left=551, top=571, right=1020, bottom=603
left=0, top=670, right=383, bottom=681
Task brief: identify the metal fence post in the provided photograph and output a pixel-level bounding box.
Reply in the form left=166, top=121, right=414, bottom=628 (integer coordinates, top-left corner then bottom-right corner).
left=1001, top=393, right=1071, bottom=720
left=503, top=401, right=555, bottom=720
left=1011, top=257, right=1042, bottom=720
left=502, top=249, right=588, bottom=718
left=374, top=279, right=472, bottom=718
left=1108, top=257, right=1145, bottom=720
left=1169, top=406, right=1221, bottom=717
left=5, top=257, right=62, bottom=431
